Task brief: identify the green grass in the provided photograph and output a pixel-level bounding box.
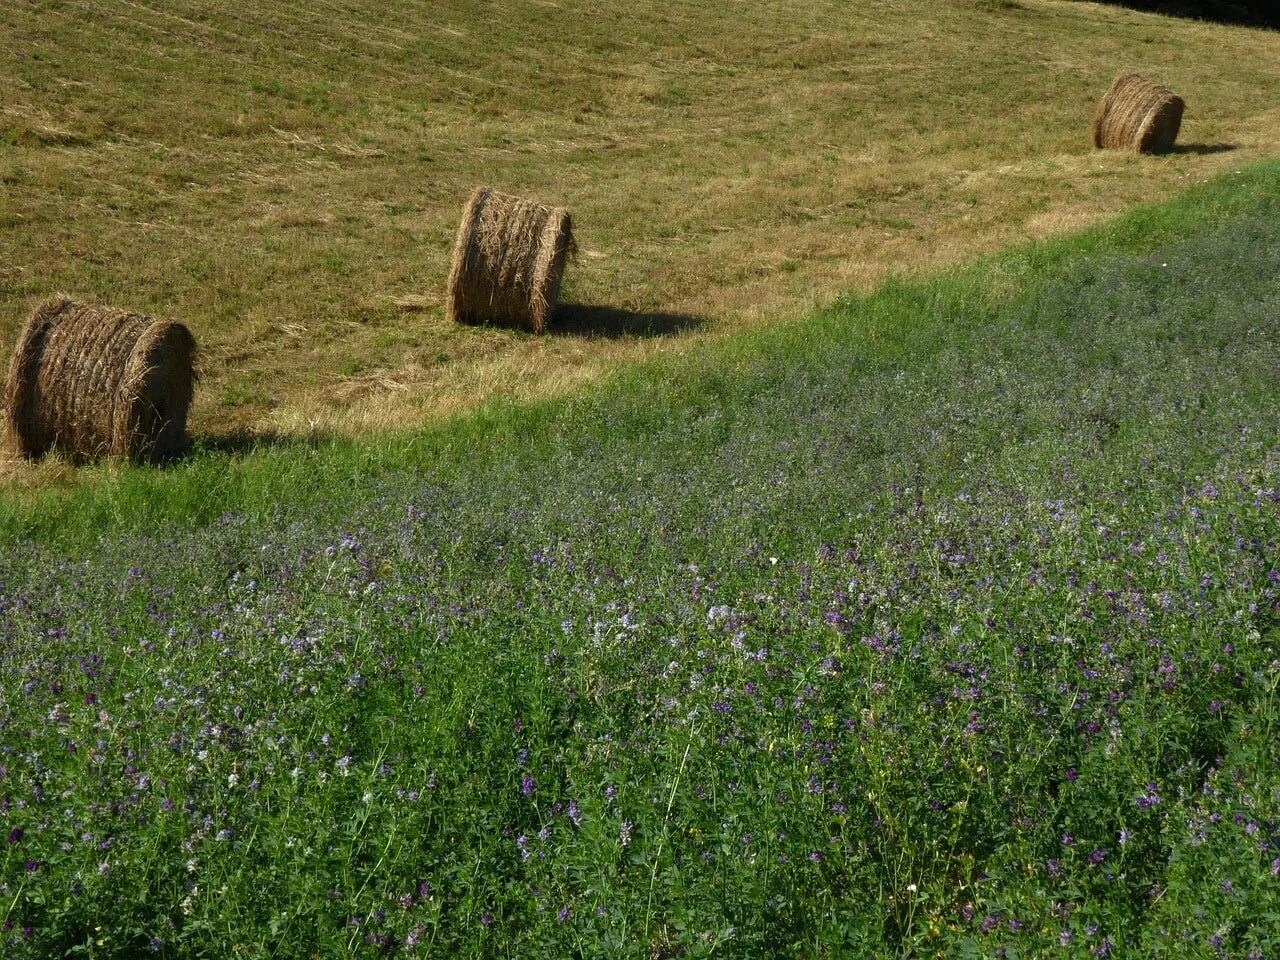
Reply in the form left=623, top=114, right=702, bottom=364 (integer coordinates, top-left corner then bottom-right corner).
left=0, top=163, right=1277, bottom=957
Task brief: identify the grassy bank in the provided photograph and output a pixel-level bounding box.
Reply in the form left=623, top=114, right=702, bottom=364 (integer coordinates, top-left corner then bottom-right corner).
left=0, top=166, right=1278, bottom=957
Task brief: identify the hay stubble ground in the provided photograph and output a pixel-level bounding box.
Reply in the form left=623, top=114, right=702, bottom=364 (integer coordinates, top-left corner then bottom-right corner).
left=1, top=0, right=1278, bottom=453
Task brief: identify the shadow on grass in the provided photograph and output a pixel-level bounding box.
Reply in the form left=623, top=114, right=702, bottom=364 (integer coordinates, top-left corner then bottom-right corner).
left=1172, top=143, right=1239, bottom=156
left=191, top=428, right=334, bottom=460
left=551, top=302, right=704, bottom=339
left=1086, top=1, right=1277, bottom=28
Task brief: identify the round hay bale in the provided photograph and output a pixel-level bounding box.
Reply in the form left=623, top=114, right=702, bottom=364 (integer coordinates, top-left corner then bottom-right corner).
left=1092, top=73, right=1184, bottom=154
left=3, top=296, right=197, bottom=463
left=446, top=187, right=574, bottom=333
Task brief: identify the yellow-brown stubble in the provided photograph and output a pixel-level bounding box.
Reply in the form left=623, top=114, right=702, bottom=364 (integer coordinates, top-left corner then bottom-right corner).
left=0, top=0, right=1277, bottom=449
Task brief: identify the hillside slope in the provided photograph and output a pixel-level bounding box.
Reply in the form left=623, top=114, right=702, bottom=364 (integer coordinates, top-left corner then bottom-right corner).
left=1, top=163, right=1277, bottom=957
left=1, top=0, right=1278, bottom=447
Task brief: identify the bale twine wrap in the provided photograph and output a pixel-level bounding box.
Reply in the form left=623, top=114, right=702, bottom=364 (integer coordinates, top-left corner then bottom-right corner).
left=1092, top=74, right=1184, bottom=154
left=3, top=296, right=197, bottom=463
left=446, top=187, right=574, bottom=333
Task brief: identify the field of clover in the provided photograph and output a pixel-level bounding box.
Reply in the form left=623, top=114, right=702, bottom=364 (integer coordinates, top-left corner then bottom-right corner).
left=2, top=190, right=1279, bottom=958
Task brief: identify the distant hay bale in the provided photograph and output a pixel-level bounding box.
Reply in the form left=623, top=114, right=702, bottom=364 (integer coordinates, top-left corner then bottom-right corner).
left=3, top=296, right=197, bottom=463
left=1092, top=74, right=1184, bottom=154
left=446, top=187, right=574, bottom=333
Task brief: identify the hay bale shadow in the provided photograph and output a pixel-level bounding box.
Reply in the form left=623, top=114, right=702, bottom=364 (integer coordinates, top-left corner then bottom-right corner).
left=1171, top=143, right=1238, bottom=155
left=551, top=303, right=704, bottom=339
left=193, top=428, right=333, bottom=460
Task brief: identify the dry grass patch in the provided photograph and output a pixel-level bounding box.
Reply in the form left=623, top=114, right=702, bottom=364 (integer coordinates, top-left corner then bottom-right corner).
left=0, top=0, right=1278, bottom=451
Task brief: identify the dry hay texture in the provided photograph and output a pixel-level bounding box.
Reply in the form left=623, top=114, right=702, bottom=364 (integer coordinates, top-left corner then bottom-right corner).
left=1092, top=73, right=1185, bottom=153
left=447, top=187, right=575, bottom=334
left=3, top=296, right=197, bottom=463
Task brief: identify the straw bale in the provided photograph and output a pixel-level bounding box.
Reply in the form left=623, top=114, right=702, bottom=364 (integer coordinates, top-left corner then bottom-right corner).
left=1092, top=74, right=1184, bottom=154
left=3, top=296, right=197, bottom=463
left=446, top=187, right=574, bottom=333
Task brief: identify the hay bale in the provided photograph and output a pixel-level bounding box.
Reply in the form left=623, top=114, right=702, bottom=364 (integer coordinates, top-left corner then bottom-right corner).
left=3, top=296, right=197, bottom=463
left=446, top=187, right=574, bottom=333
left=1092, top=74, right=1184, bottom=154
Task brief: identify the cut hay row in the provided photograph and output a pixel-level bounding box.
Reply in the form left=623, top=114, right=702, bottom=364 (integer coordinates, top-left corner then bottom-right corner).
left=3, top=296, right=196, bottom=464
left=446, top=187, right=575, bottom=334
left=1092, top=73, right=1184, bottom=154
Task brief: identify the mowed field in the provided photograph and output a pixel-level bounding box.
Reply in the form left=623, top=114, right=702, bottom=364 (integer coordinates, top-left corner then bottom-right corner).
left=1, top=0, right=1279, bottom=445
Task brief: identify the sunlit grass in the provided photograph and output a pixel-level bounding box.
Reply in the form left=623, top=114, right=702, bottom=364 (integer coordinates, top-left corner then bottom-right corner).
left=1, top=0, right=1278, bottom=448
